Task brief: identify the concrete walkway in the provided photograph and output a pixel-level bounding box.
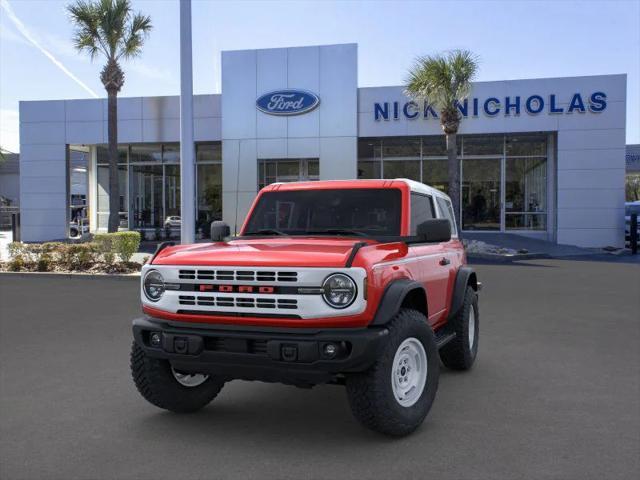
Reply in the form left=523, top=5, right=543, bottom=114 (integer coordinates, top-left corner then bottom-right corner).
left=463, top=232, right=604, bottom=257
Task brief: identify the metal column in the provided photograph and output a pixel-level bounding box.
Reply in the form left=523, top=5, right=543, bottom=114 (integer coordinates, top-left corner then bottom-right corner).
left=179, top=0, right=195, bottom=244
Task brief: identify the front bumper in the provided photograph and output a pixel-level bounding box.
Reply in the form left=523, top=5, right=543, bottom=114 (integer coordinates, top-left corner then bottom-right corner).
left=132, top=316, right=388, bottom=386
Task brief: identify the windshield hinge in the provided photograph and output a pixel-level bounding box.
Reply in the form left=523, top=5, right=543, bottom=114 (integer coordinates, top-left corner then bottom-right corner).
left=345, top=241, right=368, bottom=268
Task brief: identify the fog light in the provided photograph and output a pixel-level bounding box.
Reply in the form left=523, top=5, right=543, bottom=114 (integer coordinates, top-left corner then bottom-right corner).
left=150, top=332, right=161, bottom=347
left=323, top=343, right=337, bottom=357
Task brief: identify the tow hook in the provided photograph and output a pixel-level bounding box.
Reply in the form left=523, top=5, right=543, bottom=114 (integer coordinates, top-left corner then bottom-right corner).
left=281, top=344, right=298, bottom=362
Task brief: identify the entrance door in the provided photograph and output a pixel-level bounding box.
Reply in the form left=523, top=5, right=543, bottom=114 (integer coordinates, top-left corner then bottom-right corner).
left=461, top=158, right=501, bottom=230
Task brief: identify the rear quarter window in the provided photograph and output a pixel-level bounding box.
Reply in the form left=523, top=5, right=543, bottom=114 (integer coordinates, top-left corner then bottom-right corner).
left=410, top=193, right=435, bottom=235
left=436, top=196, right=458, bottom=237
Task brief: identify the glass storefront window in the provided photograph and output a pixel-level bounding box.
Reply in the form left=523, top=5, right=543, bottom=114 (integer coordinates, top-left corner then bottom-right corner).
left=505, top=213, right=547, bottom=230
left=164, top=164, right=181, bottom=219
left=357, top=139, right=380, bottom=161
left=382, top=137, right=420, bottom=160
left=163, top=144, right=180, bottom=163
left=357, top=133, right=549, bottom=232
left=461, top=158, right=501, bottom=230
left=97, top=164, right=128, bottom=229
left=505, top=157, right=547, bottom=230
left=196, top=143, right=222, bottom=162
left=421, top=136, right=447, bottom=156
left=258, top=158, right=319, bottom=189
left=130, top=164, right=163, bottom=229
left=383, top=160, right=421, bottom=182
left=94, top=141, right=222, bottom=238
left=97, top=145, right=127, bottom=164
left=357, top=161, right=380, bottom=179
left=422, top=159, right=449, bottom=194
left=506, top=133, right=547, bottom=156
left=463, top=135, right=503, bottom=156
left=130, top=144, right=162, bottom=163
left=196, top=163, right=222, bottom=238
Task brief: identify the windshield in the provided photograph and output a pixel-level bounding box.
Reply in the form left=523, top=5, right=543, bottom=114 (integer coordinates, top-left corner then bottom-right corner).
left=243, top=188, right=402, bottom=237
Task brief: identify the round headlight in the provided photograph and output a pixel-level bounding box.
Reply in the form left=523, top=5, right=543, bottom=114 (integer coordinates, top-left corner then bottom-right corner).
left=143, top=270, right=165, bottom=302
left=322, top=273, right=357, bottom=309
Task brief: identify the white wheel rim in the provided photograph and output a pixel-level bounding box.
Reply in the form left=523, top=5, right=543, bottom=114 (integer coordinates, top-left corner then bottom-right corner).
left=391, top=337, right=428, bottom=408
left=171, top=367, right=209, bottom=387
left=468, top=307, right=476, bottom=350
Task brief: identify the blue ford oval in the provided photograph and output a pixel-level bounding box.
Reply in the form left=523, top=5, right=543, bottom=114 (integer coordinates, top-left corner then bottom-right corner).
left=256, top=90, right=320, bottom=116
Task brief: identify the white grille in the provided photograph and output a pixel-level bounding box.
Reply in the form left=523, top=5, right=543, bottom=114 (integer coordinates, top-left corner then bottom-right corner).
left=142, top=265, right=367, bottom=319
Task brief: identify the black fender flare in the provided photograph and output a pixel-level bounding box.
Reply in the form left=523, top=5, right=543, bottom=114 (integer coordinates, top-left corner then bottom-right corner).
left=448, top=266, right=478, bottom=320
left=370, top=279, right=427, bottom=326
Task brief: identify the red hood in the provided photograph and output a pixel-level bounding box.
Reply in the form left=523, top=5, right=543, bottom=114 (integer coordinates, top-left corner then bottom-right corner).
left=152, top=238, right=374, bottom=268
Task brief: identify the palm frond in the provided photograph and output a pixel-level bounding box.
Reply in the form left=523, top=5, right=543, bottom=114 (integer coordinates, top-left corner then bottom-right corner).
left=67, top=0, right=153, bottom=67
left=405, top=49, right=479, bottom=113
left=117, top=12, right=152, bottom=60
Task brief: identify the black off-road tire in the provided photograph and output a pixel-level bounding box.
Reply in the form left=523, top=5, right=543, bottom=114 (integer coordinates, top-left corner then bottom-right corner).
left=439, top=286, right=479, bottom=370
left=130, top=342, right=225, bottom=413
left=345, top=309, right=440, bottom=437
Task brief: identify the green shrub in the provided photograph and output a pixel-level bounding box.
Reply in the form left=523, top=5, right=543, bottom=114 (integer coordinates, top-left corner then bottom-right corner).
left=37, top=253, right=52, bottom=272
left=8, top=242, right=26, bottom=260
left=94, top=233, right=115, bottom=264
left=56, top=243, right=99, bottom=270
left=113, top=231, right=140, bottom=262
left=8, top=255, right=25, bottom=271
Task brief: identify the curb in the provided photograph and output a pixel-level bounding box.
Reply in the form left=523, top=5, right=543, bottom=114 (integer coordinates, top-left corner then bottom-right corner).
left=0, top=271, right=140, bottom=280
left=467, top=252, right=551, bottom=263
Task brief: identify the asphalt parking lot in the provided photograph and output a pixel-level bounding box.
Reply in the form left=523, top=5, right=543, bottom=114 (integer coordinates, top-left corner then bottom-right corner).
left=1, top=259, right=639, bottom=480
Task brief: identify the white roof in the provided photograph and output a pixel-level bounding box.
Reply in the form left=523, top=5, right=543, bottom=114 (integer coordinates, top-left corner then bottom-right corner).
left=394, top=178, right=452, bottom=202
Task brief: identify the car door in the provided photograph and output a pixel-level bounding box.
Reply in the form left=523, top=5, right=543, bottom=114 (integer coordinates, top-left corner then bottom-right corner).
left=407, top=192, right=452, bottom=325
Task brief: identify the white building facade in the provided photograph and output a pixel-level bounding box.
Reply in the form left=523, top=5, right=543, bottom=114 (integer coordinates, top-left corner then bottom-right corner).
left=19, top=43, right=627, bottom=247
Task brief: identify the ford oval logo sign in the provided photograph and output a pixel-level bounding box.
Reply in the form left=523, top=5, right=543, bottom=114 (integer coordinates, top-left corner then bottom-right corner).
left=256, top=90, right=320, bottom=116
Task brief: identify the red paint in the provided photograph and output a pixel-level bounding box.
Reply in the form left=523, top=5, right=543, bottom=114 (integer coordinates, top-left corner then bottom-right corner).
left=148, top=180, right=466, bottom=329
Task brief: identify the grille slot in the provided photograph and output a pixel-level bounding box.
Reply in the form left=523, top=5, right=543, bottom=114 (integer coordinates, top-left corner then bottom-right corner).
left=197, top=296, right=216, bottom=306
left=236, top=271, right=255, bottom=281
left=178, top=295, right=196, bottom=305
left=197, top=270, right=215, bottom=280
left=278, top=299, right=298, bottom=309
left=257, top=271, right=276, bottom=282
left=216, top=271, right=234, bottom=281
left=178, top=269, right=297, bottom=283
left=179, top=270, right=196, bottom=280
left=178, top=295, right=298, bottom=310
left=277, top=272, right=297, bottom=282
left=216, top=297, right=234, bottom=307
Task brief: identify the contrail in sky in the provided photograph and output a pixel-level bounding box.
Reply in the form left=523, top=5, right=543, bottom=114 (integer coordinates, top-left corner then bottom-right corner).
left=1, top=0, right=100, bottom=98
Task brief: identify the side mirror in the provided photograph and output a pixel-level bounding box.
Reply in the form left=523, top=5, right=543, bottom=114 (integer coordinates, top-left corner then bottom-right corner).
left=210, top=221, right=230, bottom=242
left=416, top=219, right=451, bottom=243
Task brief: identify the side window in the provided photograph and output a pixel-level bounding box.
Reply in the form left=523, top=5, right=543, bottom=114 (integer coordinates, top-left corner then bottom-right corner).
left=436, top=197, right=458, bottom=236
left=410, top=193, right=435, bottom=235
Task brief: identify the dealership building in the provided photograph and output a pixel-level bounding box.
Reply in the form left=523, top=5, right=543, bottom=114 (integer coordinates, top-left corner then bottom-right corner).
left=18, top=43, right=627, bottom=247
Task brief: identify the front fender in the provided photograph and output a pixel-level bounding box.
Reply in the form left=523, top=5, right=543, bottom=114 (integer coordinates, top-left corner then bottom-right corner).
left=370, top=279, right=426, bottom=326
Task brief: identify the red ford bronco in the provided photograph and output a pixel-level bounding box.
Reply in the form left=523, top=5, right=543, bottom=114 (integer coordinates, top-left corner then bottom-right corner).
left=131, top=179, right=480, bottom=436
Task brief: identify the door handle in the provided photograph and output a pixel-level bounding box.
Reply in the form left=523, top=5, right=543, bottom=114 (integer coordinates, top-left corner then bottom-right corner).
left=439, top=257, right=450, bottom=266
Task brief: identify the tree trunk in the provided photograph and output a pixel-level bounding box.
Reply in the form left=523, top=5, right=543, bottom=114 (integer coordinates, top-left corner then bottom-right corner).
left=107, top=90, right=120, bottom=233
left=446, top=132, right=462, bottom=235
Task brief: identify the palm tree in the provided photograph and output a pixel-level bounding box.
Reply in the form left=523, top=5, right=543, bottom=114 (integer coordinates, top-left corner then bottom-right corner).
left=68, top=0, right=152, bottom=232
left=405, top=49, right=478, bottom=232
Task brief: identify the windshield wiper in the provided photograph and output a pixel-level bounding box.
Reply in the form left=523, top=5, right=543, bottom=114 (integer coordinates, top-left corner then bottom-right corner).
left=244, top=228, right=288, bottom=236
left=305, top=229, right=368, bottom=237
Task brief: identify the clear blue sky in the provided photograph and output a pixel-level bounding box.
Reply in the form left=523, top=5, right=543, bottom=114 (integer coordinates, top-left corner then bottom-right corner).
left=1, top=0, right=638, bottom=153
